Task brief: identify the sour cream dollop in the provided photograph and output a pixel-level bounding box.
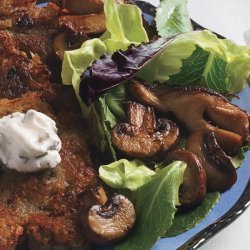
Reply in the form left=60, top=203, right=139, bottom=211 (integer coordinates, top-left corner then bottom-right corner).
left=0, top=109, right=62, bottom=172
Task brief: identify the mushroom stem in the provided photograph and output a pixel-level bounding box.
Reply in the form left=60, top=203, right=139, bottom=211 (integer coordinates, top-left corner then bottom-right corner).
left=111, top=102, right=180, bottom=160
left=130, top=79, right=249, bottom=156
left=81, top=186, right=108, bottom=208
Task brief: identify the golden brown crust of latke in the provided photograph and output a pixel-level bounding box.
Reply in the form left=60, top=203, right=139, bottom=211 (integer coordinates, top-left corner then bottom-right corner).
left=0, top=93, right=99, bottom=249
left=0, top=1, right=104, bottom=249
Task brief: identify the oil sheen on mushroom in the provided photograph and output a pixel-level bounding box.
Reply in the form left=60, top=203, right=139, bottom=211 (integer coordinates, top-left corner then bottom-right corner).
left=165, top=149, right=207, bottom=208
left=58, top=14, right=106, bottom=36
left=111, top=101, right=180, bottom=160
left=130, top=79, right=249, bottom=156
left=81, top=193, right=136, bottom=245
left=186, top=130, right=237, bottom=191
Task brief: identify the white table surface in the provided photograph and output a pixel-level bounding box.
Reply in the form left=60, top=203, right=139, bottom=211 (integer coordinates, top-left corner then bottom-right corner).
left=146, top=0, right=250, bottom=249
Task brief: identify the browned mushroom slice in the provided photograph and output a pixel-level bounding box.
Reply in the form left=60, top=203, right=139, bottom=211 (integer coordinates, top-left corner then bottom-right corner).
left=59, top=14, right=106, bottom=36
left=165, top=149, right=207, bottom=208
left=60, top=0, right=104, bottom=14
left=53, top=31, right=88, bottom=60
left=81, top=193, right=136, bottom=245
left=111, top=102, right=180, bottom=160
left=130, top=79, right=249, bottom=155
left=186, top=130, right=237, bottom=191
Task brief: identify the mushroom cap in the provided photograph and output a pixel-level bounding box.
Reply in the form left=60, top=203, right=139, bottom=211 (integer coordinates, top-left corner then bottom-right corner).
left=111, top=102, right=180, bottom=160
left=187, top=130, right=237, bottom=191
left=130, top=79, right=249, bottom=156
left=81, top=194, right=136, bottom=245
left=165, top=149, right=207, bottom=208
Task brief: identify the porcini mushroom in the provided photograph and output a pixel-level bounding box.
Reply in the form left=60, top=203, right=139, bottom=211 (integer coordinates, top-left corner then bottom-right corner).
left=186, top=130, right=237, bottom=191
left=81, top=193, right=136, bottom=245
left=111, top=101, right=180, bottom=160
left=130, top=79, right=249, bottom=155
left=165, top=149, right=207, bottom=208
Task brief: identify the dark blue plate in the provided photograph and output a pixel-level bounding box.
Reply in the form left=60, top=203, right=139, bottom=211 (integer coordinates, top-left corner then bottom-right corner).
left=37, top=1, right=250, bottom=249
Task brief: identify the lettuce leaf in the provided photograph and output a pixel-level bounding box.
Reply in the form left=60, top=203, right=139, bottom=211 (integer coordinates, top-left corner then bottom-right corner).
left=94, top=95, right=118, bottom=160
left=156, top=0, right=193, bottom=37
left=105, top=83, right=127, bottom=121
left=232, top=142, right=250, bottom=168
left=93, top=84, right=128, bottom=160
left=61, top=0, right=148, bottom=157
left=80, top=35, right=177, bottom=104
left=102, top=0, right=148, bottom=53
left=99, top=159, right=156, bottom=191
left=165, top=192, right=220, bottom=237
left=62, top=0, right=148, bottom=113
left=138, top=30, right=250, bottom=94
left=116, top=161, right=186, bottom=250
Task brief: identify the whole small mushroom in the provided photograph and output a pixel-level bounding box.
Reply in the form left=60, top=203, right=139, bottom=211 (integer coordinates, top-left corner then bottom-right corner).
left=81, top=193, right=136, bottom=245
left=111, top=102, right=180, bottom=160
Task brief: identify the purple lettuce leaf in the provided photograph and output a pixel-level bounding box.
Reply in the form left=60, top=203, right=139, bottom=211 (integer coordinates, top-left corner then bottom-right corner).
left=80, top=36, right=177, bottom=105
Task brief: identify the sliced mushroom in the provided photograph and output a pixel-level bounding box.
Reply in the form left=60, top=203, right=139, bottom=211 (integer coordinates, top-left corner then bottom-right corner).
left=130, top=79, right=249, bottom=155
left=81, top=193, right=136, bottom=245
left=60, top=0, right=104, bottom=14
left=53, top=31, right=88, bottom=60
left=165, top=149, right=207, bottom=208
left=111, top=101, right=180, bottom=160
left=186, top=130, right=237, bottom=191
left=59, top=14, right=106, bottom=36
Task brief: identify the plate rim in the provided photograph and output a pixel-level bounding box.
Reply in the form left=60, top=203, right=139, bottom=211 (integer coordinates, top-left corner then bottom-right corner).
left=133, top=1, right=250, bottom=249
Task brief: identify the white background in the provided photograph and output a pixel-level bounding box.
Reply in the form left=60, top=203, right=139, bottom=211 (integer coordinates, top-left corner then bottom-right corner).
left=146, top=0, right=250, bottom=249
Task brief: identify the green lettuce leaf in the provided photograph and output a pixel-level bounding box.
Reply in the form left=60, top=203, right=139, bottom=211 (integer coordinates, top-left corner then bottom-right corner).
left=62, top=39, right=107, bottom=116
left=116, top=161, right=186, bottom=250
left=156, top=0, right=193, bottom=37
left=61, top=0, right=148, bottom=158
left=232, top=142, right=250, bottom=168
left=138, top=30, right=250, bottom=94
left=92, top=83, right=128, bottom=160
left=94, top=95, right=118, bottom=160
left=99, top=159, right=156, bottom=191
left=102, top=0, right=148, bottom=52
left=165, top=192, right=220, bottom=237
left=105, top=83, right=127, bottom=121
left=62, top=0, right=148, bottom=92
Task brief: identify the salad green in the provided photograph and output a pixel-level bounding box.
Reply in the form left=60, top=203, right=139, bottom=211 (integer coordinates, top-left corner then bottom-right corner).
left=116, top=161, right=186, bottom=250
left=138, top=30, right=250, bottom=93
left=156, top=0, right=192, bottom=37
left=165, top=192, right=220, bottom=237
left=61, top=0, right=250, bottom=249
left=99, top=159, right=156, bottom=191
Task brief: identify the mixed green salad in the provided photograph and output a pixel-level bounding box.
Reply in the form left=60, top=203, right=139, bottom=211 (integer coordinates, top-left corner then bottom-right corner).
left=62, top=0, right=250, bottom=249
